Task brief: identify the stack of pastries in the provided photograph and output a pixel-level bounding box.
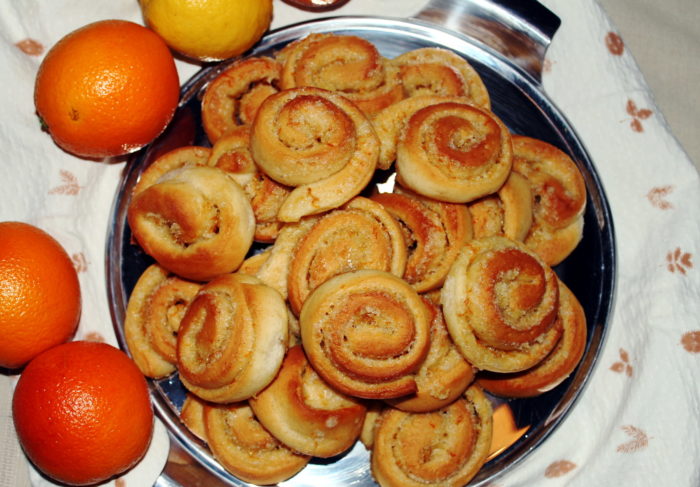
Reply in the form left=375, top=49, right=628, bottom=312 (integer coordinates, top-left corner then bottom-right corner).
left=124, top=33, right=589, bottom=487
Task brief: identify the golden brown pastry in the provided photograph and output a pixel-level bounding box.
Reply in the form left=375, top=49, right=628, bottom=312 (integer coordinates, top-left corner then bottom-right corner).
left=250, top=87, right=380, bottom=222
left=300, top=269, right=430, bottom=399
left=469, top=171, right=533, bottom=241
left=371, top=384, right=493, bottom=487
left=371, top=188, right=472, bottom=293
left=179, top=393, right=208, bottom=442
left=132, top=145, right=211, bottom=196
left=287, top=197, right=407, bottom=315
left=441, top=236, right=562, bottom=373
left=395, top=101, right=513, bottom=203
left=359, top=401, right=384, bottom=450
left=127, top=165, right=255, bottom=281
left=203, top=401, right=310, bottom=485
left=392, top=47, right=490, bottom=109
left=177, top=273, right=288, bottom=403
left=512, top=135, right=587, bottom=266
left=201, top=56, right=282, bottom=143
left=277, top=33, right=404, bottom=116
left=124, top=264, right=201, bottom=379
left=386, top=296, right=475, bottom=413
left=208, top=126, right=290, bottom=242
left=249, top=345, right=367, bottom=458
left=477, top=278, right=588, bottom=398
left=372, top=95, right=467, bottom=170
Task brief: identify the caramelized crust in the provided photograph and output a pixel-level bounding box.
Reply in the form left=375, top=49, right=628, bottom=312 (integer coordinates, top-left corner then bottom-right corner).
left=371, top=385, right=493, bottom=487
left=300, top=270, right=430, bottom=399
left=395, top=101, right=513, bottom=203
left=203, top=401, right=310, bottom=485
left=133, top=146, right=211, bottom=196
left=127, top=165, right=255, bottom=281
left=177, top=273, right=288, bottom=403
left=250, top=87, right=379, bottom=221
left=441, top=236, right=562, bottom=373
left=201, top=56, right=282, bottom=143
left=469, top=171, right=533, bottom=241
left=250, top=345, right=367, bottom=458
left=124, top=264, right=201, bottom=379
left=477, top=278, right=588, bottom=397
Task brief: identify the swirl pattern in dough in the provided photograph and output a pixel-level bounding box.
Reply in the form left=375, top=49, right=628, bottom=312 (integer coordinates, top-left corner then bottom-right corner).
left=395, top=101, right=513, bottom=203
left=203, top=401, right=310, bottom=485
left=512, top=135, right=587, bottom=266
left=371, top=384, right=493, bottom=487
left=278, top=33, right=404, bottom=116
left=201, top=56, right=282, bottom=143
left=249, top=345, right=367, bottom=458
left=441, top=236, right=562, bottom=373
left=371, top=188, right=472, bottom=293
left=124, top=264, right=201, bottom=379
left=287, top=197, right=407, bottom=315
left=250, top=87, right=379, bottom=221
left=300, top=269, right=430, bottom=399
left=477, top=278, right=587, bottom=397
left=392, top=47, right=490, bottom=109
left=133, top=145, right=211, bottom=196
left=177, top=273, right=288, bottom=403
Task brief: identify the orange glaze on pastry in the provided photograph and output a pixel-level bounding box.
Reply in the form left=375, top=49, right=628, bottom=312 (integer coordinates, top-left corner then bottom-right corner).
left=249, top=345, right=367, bottom=458
left=124, top=264, right=201, bottom=379
left=441, top=236, right=562, bottom=373
left=300, top=270, right=430, bottom=399
left=201, top=56, right=282, bottom=143
left=177, top=273, right=288, bottom=403
left=395, top=101, right=513, bottom=203
left=250, top=87, right=379, bottom=221
left=371, top=384, right=493, bottom=487
left=287, top=197, right=407, bottom=315
left=278, top=33, right=404, bottom=116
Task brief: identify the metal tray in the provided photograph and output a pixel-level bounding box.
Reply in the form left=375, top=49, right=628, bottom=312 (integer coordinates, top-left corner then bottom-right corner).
left=106, top=2, right=616, bottom=485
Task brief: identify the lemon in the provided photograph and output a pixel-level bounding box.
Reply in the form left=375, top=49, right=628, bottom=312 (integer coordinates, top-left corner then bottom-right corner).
left=140, top=0, right=273, bottom=62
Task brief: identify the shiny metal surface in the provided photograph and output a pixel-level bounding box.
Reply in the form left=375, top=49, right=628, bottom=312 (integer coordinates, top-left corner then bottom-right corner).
left=106, top=2, right=616, bottom=486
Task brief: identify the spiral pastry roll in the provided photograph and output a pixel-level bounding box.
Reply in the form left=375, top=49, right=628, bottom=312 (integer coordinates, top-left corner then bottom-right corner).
left=441, top=236, right=563, bottom=373
left=133, top=145, right=211, bottom=196
left=127, top=165, right=255, bottom=281
left=249, top=345, right=367, bottom=458
left=468, top=171, right=533, bottom=242
left=360, top=402, right=384, bottom=450
left=250, top=87, right=380, bottom=222
left=201, top=56, right=282, bottom=143
left=371, top=188, right=472, bottom=293
left=177, top=273, right=288, bottom=403
left=371, top=385, right=493, bottom=487
left=203, top=401, right=310, bottom=485
left=372, top=95, right=466, bottom=170
left=395, top=101, right=513, bottom=203
left=287, top=197, right=407, bottom=315
left=392, top=47, right=490, bottom=109
left=124, top=264, right=201, bottom=379
left=477, top=278, right=587, bottom=398
left=278, top=33, right=404, bottom=116
left=387, top=296, right=475, bottom=413
left=179, top=393, right=208, bottom=442
left=208, top=126, right=291, bottom=242
left=512, top=135, right=587, bottom=266
left=300, top=269, right=430, bottom=399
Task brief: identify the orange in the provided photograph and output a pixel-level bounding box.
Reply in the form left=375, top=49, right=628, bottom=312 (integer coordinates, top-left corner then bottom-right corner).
left=12, top=341, right=154, bottom=486
left=34, top=19, right=180, bottom=159
left=0, top=221, right=80, bottom=369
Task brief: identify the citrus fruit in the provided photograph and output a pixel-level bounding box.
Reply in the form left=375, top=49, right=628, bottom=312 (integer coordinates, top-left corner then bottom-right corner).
left=140, top=0, right=273, bottom=61
left=34, top=19, right=180, bottom=159
left=12, top=341, right=154, bottom=486
left=0, top=221, right=80, bottom=369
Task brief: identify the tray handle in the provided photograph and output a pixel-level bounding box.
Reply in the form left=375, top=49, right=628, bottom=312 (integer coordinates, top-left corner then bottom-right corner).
left=412, top=0, right=561, bottom=82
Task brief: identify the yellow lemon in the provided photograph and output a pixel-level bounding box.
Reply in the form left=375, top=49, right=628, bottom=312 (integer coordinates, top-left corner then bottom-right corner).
left=140, top=0, right=273, bottom=62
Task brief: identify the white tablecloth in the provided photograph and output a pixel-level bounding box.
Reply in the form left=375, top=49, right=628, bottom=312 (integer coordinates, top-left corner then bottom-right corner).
left=1, top=1, right=698, bottom=486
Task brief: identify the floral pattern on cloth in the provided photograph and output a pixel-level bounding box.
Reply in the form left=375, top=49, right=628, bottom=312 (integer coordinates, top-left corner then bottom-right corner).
left=0, top=0, right=698, bottom=486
